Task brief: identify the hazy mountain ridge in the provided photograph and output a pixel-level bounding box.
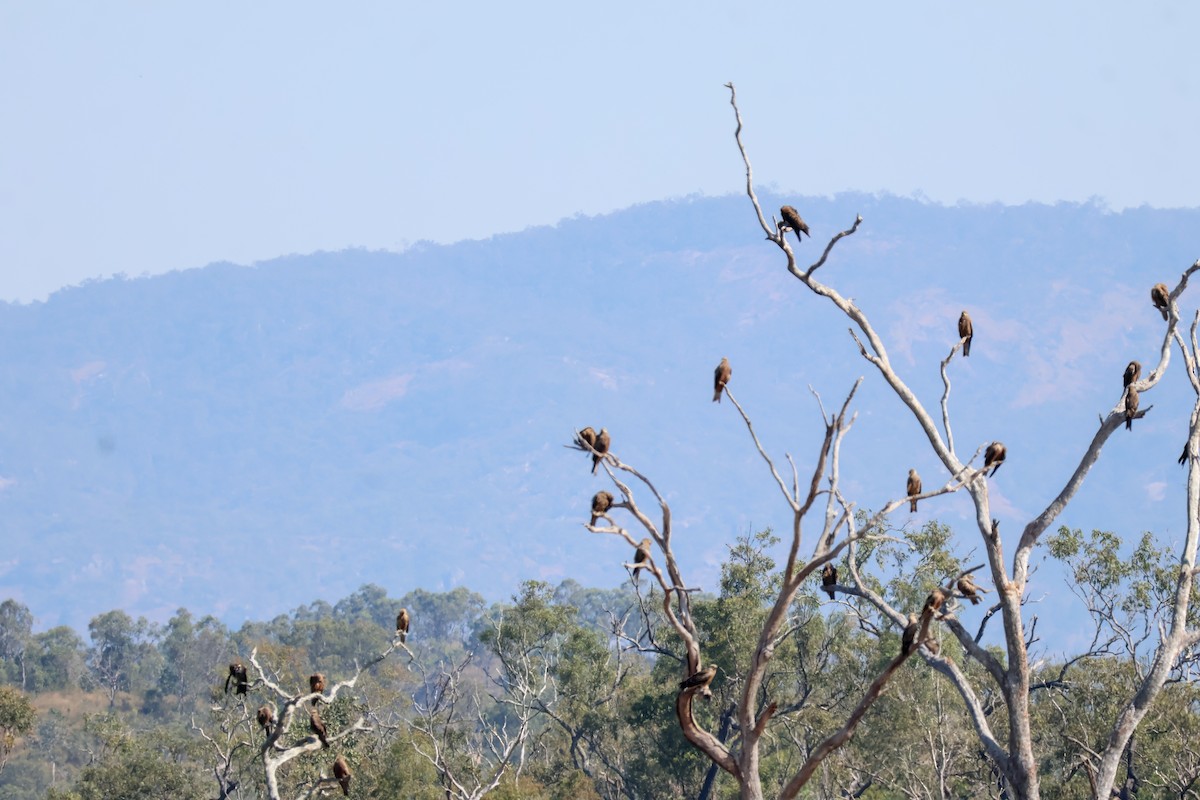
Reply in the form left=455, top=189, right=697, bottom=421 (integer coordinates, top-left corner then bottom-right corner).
left=1, top=192, right=1197, bottom=634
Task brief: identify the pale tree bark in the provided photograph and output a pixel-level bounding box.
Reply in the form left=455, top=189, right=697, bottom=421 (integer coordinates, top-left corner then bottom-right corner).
left=723, top=81, right=1200, bottom=800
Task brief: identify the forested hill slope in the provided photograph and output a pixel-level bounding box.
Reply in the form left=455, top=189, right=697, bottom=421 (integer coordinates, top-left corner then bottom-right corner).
left=0, top=192, right=1196, bottom=631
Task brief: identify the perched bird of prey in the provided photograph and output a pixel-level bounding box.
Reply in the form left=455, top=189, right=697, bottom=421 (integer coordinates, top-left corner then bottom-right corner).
left=256, top=705, right=276, bottom=736
left=225, top=662, right=248, bottom=695
left=1123, top=360, right=1141, bottom=389
left=713, top=357, right=732, bottom=403
left=1125, top=386, right=1139, bottom=431
left=632, top=538, right=652, bottom=584
left=906, top=469, right=922, bottom=513
left=1151, top=283, right=1170, bottom=321
left=958, top=311, right=974, bottom=357
left=590, top=491, right=614, bottom=526
left=592, top=428, right=611, bottom=474
left=1180, top=443, right=1190, bottom=467
left=309, top=710, right=330, bottom=748
left=679, top=664, right=718, bottom=693
left=576, top=427, right=597, bottom=451
left=780, top=205, right=810, bottom=245
left=309, top=673, right=325, bottom=705
left=922, top=588, right=946, bottom=618
left=821, top=563, right=837, bottom=599
left=332, top=755, right=352, bottom=797
left=901, top=614, right=920, bottom=656
left=957, top=574, right=988, bottom=605
left=396, top=608, right=410, bottom=643
left=984, top=442, right=1006, bottom=476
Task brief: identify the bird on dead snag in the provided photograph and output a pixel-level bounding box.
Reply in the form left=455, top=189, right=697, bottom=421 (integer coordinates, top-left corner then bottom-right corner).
left=821, top=563, right=837, bottom=599
left=309, top=673, right=325, bottom=705
left=225, top=662, right=248, bottom=695
left=901, top=614, right=920, bottom=656
left=1151, top=283, right=1170, bottom=321
left=309, top=709, right=330, bottom=748
left=984, top=442, right=1006, bottom=476
left=576, top=427, right=597, bottom=451
left=332, top=755, right=352, bottom=796
left=958, top=311, right=973, bottom=357
left=590, top=490, right=614, bottom=526
left=906, top=469, right=922, bottom=513
left=396, top=608, right=410, bottom=643
left=1125, top=386, right=1139, bottom=431
left=780, top=205, right=810, bottom=245
left=713, top=357, right=731, bottom=403
left=957, top=574, right=988, bottom=605
left=631, top=538, right=652, bottom=584
left=679, top=664, right=717, bottom=695
left=256, top=705, right=276, bottom=736
left=592, top=428, right=611, bottom=474
left=922, top=588, right=946, bottom=619
left=1123, top=360, right=1141, bottom=389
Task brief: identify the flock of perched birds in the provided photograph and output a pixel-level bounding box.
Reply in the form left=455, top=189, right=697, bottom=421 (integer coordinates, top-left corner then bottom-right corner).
left=220, top=609, right=412, bottom=795
left=578, top=206, right=1177, bottom=688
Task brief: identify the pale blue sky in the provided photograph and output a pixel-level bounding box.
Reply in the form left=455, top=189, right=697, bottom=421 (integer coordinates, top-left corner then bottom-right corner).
left=2, top=2, right=1197, bottom=301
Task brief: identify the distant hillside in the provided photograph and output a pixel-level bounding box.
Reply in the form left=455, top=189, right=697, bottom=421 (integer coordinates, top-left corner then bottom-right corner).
left=1, top=192, right=1197, bottom=633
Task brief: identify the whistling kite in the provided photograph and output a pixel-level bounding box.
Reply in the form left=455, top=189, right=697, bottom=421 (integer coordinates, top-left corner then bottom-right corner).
left=225, top=662, right=248, bottom=695
left=901, top=614, right=919, bottom=656
left=958, top=311, right=973, bottom=357
left=310, top=710, right=330, bottom=748
left=1125, top=386, right=1139, bottom=431
left=821, top=563, right=837, bottom=599
left=984, top=442, right=1006, bottom=477
left=1151, top=283, right=1170, bottom=321
left=1123, top=360, right=1141, bottom=389
left=957, top=574, right=987, bottom=605
left=577, top=427, right=597, bottom=451
left=256, top=705, right=276, bottom=735
left=592, top=428, right=611, bottom=474
left=923, top=588, right=946, bottom=619
left=907, top=469, right=922, bottom=513
left=332, top=755, right=352, bottom=796
left=780, top=205, right=810, bottom=245
left=396, top=608, right=410, bottom=643
left=679, top=664, right=718, bottom=693
left=309, top=673, right=325, bottom=705
left=590, top=491, right=614, bottom=526
left=632, top=538, right=652, bottom=584
left=713, top=357, right=732, bottom=403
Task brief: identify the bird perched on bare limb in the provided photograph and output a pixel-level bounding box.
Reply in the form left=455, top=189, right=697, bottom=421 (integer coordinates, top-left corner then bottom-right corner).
left=592, top=428, right=611, bottom=474
left=679, top=664, right=717, bottom=694
left=901, top=614, right=919, bottom=656
left=309, top=710, right=330, bottom=748
left=1125, top=386, right=1139, bottom=431
left=906, top=469, right=922, bottom=513
left=1123, top=360, right=1141, bottom=389
left=821, top=563, right=837, bottom=599
left=256, top=705, right=276, bottom=736
left=225, top=662, right=248, bottom=695
left=957, top=574, right=988, bottom=605
left=332, top=755, right=352, bottom=796
left=713, top=357, right=731, bottom=403
left=984, top=442, right=1006, bottom=476
left=780, top=205, right=810, bottom=245
left=1151, top=283, right=1170, bottom=321
left=922, top=588, right=946, bottom=619
left=396, top=608, right=410, bottom=643
left=576, top=427, right=596, bottom=451
left=632, top=538, right=652, bottom=584
left=309, top=673, right=325, bottom=705
left=958, top=311, right=973, bottom=357
left=590, top=491, right=613, bottom=526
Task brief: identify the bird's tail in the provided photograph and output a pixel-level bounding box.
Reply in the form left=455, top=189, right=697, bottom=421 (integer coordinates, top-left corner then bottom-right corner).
left=1161, top=307, right=1169, bottom=322
left=909, top=499, right=917, bottom=513
left=1126, top=416, right=1133, bottom=431
left=592, top=457, right=599, bottom=474
left=969, top=596, right=981, bottom=605
left=713, top=389, right=722, bottom=402
left=963, top=338, right=971, bottom=357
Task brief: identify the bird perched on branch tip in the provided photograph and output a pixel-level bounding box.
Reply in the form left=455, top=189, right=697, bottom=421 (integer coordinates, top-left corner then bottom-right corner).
left=592, top=428, right=611, bottom=474
left=1151, top=283, right=1170, bottom=321
left=713, top=357, right=731, bottom=403
left=958, top=311, right=973, bottom=357
left=984, top=442, right=1006, bottom=476
left=780, top=205, right=810, bottom=245
left=590, top=491, right=613, bottom=526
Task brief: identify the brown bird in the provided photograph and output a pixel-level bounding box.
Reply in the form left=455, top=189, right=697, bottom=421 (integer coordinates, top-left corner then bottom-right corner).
left=1151, top=283, right=1170, bottom=321
left=922, top=587, right=947, bottom=619
left=632, top=538, right=652, bottom=584
left=780, top=205, right=810, bottom=245
left=958, top=311, right=973, bottom=357
left=590, top=490, right=614, bottom=526
left=396, top=608, right=410, bottom=643
left=821, top=563, right=837, bottom=599
left=592, top=428, right=611, bottom=474
left=906, top=469, right=922, bottom=513
left=256, top=705, right=276, bottom=736
left=309, top=673, right=325, bottom=705
left=713, top=357, right=732, bottom=403
left=1125, top=386, right=1139, bottom=431
left=679, top=664, right=718, bottom=693
left=901, top=614, right=920, bottom=656
left=332, top=755, right=352, bottom=796
left=576, top=426, right=597, bottom=451
left=957, top=574, right=988, bottom=605
left=984, top=442, right=1006, bottom=477
left=225, top=662, right=248, bottom=695
left=1123, top=360, right=1141, bottom=389
left=309, top=710, right=330, bottom=748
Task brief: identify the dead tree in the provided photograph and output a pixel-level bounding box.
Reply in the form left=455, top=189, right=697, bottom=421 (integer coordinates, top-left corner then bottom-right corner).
left=722, top=81, right=1200, bottom=800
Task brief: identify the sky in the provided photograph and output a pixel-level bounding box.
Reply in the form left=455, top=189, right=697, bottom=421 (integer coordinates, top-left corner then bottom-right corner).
left=1, top=2, right=1199, bottom=302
